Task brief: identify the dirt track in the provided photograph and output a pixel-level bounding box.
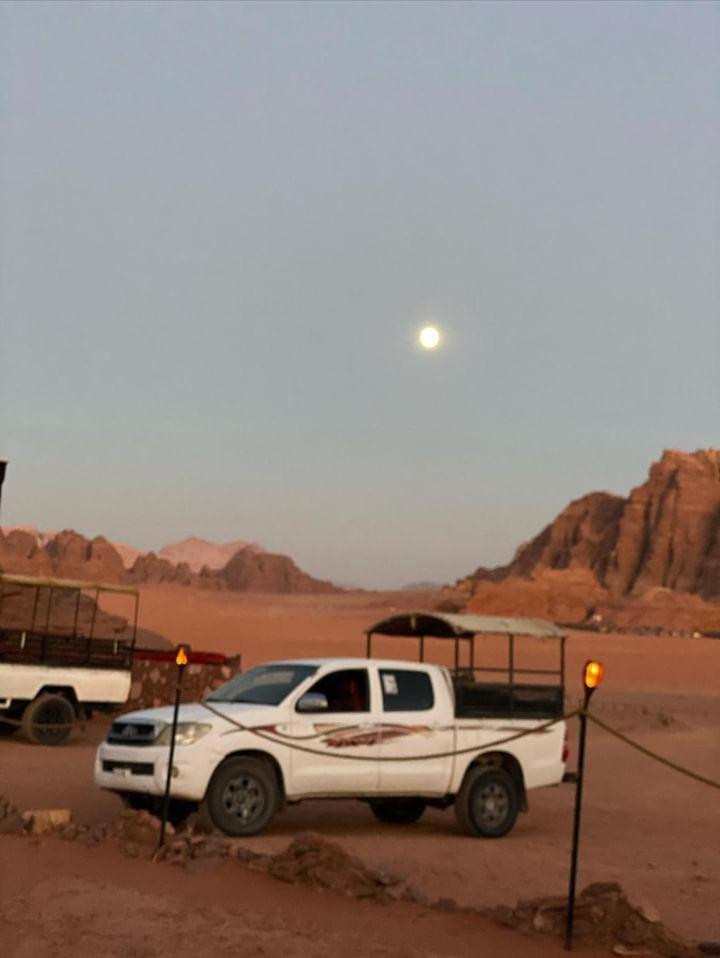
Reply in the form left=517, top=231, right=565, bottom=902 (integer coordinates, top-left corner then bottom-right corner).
left=1, top=588, right=719, bottom=953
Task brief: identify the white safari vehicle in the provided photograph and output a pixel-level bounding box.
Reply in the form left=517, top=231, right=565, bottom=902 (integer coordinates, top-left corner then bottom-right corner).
left=0, top=574, right=137, bottom=744
left=95, top=613, right=570, bottom=837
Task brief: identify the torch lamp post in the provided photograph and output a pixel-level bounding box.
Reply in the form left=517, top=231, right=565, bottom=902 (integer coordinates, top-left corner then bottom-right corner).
left=158, top=644, right=190, bottom=849
left=564, top=659, right=604, bottom=951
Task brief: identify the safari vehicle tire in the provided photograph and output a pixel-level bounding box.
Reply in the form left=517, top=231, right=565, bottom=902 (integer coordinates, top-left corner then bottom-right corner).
left=202, top=757, right=279, bottom=836
left=21, top=693, right=75, bottom=746
left=369, top=798, right=427, bottom=825
left=454, top=766, right=519, bottom=838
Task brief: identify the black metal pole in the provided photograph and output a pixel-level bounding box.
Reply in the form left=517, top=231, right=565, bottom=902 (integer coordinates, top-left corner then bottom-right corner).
left=564, top=686, right=592, bottom=951
left=159, top=647, right=189, bottom=848
left=0, top=460, right=7, bottom=524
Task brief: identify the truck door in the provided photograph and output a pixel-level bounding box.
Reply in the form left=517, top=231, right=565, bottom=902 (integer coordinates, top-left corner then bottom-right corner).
left=377, top=667, right=454, bottom=795
left=288, top=667, right=381, bottom=796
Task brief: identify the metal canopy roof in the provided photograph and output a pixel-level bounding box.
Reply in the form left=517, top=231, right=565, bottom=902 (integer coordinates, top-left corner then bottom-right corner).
left=366, top=611, right=564, bottom=639
left=0, top=573, right=139, bottom=597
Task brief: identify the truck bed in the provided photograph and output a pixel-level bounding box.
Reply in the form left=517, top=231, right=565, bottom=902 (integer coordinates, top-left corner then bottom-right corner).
left=0, top=628, right=133, bottom=671
left=453, top=677, right=564, bottom=719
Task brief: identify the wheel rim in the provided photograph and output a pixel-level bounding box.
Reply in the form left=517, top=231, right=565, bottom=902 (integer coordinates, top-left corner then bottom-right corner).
left=221, top=773, right=266, bottom=824
left=37, top=703, right=69, bottom=743
left=472, top=781, right=510, bottom=829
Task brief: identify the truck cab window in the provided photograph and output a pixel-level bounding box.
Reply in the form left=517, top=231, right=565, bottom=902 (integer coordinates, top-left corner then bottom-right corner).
left=301, top=668, right=369, bottom=713
left=380, top=669, right=434, bottom=712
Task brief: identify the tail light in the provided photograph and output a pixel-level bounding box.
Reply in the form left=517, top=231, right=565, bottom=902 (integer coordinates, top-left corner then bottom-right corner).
left=562, top=729, right=569, bottom=764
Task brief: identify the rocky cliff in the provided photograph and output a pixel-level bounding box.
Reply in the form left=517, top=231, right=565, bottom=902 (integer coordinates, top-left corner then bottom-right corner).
left=456, top=450, right=720, bottom=629
left=466, top=450, right=720, bottom=602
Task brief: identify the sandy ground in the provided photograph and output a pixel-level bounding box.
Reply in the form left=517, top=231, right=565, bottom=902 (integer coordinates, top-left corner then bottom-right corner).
left=2, top=587, right=719, bottom=953
left=0, top=834, right=610, bottom=958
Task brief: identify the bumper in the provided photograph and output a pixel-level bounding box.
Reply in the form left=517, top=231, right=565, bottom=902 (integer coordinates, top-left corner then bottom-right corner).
left=94, top=742, right=216, bottom=802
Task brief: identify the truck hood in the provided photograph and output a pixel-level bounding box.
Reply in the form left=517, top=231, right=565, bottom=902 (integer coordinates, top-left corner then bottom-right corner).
left=117, top=700, right=285, bottom=731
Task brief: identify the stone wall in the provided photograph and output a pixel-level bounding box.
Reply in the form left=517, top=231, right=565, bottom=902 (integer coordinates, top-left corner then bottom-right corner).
left=125, top=655, right=241, bottom=711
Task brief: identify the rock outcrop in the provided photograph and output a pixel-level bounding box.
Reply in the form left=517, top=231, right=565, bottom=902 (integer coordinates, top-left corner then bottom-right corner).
left=127, top=553, right=195, bottom=586
left=45, top=531, right=127, bottom=582
left=492, top=881, right=699, bottom=957
left=220, top=546, right=340, bottom=594
left=461, top=451, right=720, bottom=623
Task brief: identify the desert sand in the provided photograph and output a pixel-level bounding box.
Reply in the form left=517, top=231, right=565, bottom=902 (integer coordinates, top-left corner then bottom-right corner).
left=2, top=586, right=718, bottom=956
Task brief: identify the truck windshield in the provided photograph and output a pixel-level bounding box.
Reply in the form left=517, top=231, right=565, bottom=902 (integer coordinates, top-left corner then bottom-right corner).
left=206, top=664, right=318, bottom=706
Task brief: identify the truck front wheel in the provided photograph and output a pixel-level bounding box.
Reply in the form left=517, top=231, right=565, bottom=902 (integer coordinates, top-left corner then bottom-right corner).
left=202, top=757, right=279, bottom=836
left=454, top=766, right=519, bottom=838
left=369, top=798, right=427, bottom=825
left=21, top=693, right=75, bottom=746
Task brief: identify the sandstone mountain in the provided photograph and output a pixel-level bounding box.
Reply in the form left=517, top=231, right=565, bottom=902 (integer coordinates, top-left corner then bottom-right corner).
left=459, top=449, right=720, bottom=628
left=158, top=536, right=261, bottom=573
left=0, top=529, right=338, bottom=595
left=219, top=546, right=340, bottom=594
left=0, top=528, right=125, bottom=582
left=467, top=449, right=720, bottom=600
left=3, top=525, right=145, bottom=570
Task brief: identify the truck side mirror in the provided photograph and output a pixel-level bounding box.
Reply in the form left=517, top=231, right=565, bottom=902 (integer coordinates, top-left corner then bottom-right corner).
left=297, top=692, right=329, bottom=713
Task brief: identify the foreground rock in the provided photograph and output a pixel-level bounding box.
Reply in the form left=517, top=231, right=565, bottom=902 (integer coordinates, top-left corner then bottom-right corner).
left=9, top=812, right=711, bottom=955
left=492, top=881, right=700, bottom=957
left=54, top=814, right=418, bottom=902
left=265, top=832, right=414, bottom=901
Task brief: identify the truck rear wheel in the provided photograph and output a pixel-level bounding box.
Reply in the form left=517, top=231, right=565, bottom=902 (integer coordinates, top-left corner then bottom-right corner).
left=202, top=757, right=279, bottom=836
left=369, top=798, right=427, bottom=825
left=455, top=766, right=518, bottom=838
left=21, top=693, right=75, bottom=746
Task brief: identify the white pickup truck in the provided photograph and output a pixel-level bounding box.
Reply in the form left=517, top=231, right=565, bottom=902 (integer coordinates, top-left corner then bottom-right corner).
left=95, top=646, right=569, bottom=837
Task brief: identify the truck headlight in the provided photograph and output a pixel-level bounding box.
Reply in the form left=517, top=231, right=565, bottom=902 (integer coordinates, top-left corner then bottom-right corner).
left=156, top=722, right=212, bottom=746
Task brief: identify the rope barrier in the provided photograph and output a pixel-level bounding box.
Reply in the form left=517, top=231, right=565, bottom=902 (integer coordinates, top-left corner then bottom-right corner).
left=3, top=702, right=719, bottom=792
left=584, top=710, right=720, bottom=791
left=200, top=700, right=576, bottom=762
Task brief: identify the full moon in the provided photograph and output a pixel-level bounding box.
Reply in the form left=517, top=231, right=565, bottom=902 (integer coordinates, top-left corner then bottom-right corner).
left=419, top=325, right=441, bottom=349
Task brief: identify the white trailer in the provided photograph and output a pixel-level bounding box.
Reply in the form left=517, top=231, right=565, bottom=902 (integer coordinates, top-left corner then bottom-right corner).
left=0, top=574, right=137, bottom=745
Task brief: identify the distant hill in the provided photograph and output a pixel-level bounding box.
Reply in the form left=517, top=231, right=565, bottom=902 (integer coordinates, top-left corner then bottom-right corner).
left=158, top=536, right=262, bottom=573
left=220, top=546, right=341, bottom=594
left=0, top=527, right=339, bottom=595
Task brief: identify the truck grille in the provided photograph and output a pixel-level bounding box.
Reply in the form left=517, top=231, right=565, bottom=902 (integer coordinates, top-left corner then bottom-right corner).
left=102, top=760, right=154, bottom=776
left=107, top=721, right=159, bottom=746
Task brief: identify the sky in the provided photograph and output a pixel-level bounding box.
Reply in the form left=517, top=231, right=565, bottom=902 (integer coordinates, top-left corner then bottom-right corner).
left=1, top=0, right=718, bottom=588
